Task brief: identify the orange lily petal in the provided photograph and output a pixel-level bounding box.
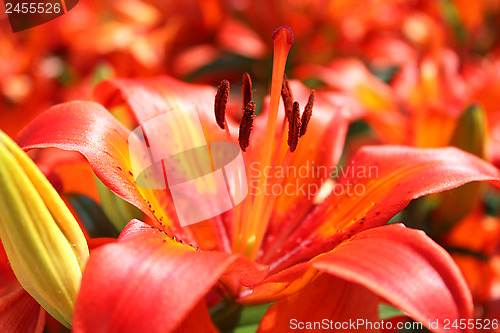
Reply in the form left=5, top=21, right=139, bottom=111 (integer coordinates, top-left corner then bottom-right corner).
left=295, top=60, right=407, bottom=144
left=239, top=262, right=317, bottom=305
left=270, top=146, right=500, bottom=268
left=93, top=76, right=237, bottom=234
left=248, top=224, right=473, bottom=331
left=0, top=241, right=45, bottom=333
left=451, top=254, right=495, bottom=304
left=0, top=288, right=46, bottom=333
left=319, top=146, right=500, bottom=236
left=94, top=76, right=221, bottom=141
left=443, top=210, right=500, bottom=302
left=312, top=224, right=473, bottom=332
left=0, top=240, right=17, bottom=296
left=15, top=101, right=159, bottom=223
left=258, top=274, right=379, bottom=333
left=33, top=149, right=100, bottom=203
left=72, top=220, right=266, bottom=333
left=259, top=81, right=350, bottom=250
left=173, top=300, right=220, bottom=333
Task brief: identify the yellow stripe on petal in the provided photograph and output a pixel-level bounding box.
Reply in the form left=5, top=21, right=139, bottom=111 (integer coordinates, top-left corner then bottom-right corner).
left=0, top=130, right=89, bottom=327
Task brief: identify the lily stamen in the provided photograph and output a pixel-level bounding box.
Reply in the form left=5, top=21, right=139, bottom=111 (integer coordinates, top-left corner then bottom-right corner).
left=242, top=72, right=253, bottom=109
left=238, top=101, right=256, bottom=152
left=287, top=101, right=301, bottom=153
left=281, top=74, right=294, bottom=121
left=300, top=90, right=314, bottom=137
left=270, top=74, right=295, bottom=173
left=214, top=79, right=230, bottom=130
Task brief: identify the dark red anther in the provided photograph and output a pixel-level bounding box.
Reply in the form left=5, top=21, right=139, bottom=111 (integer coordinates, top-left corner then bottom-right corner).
left=281, top=74, right=293, bottom=121
left=239, top=101, right=256, bottom=152
left=288, top=101, right=301, bottom=152
left=214, top=80, right=230, bottom=130
left=242, top=73, right=253, bottom=109
left=299, top=90, right=314, bottom=137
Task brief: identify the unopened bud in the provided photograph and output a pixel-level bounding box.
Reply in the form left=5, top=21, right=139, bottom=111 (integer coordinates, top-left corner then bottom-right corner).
left=433, top=105, right=486, bottom=232
left=0, top=130, right=89, bottom=327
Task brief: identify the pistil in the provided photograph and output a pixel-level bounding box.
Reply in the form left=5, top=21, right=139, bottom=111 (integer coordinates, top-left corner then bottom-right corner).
left=244, top=26, right=294, bottom=259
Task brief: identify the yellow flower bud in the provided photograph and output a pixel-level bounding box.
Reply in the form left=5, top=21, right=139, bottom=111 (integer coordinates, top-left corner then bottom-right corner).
left=450, top=104, right=486, bottom=158
left=0, top=130, right=89, bottom=327
left=432, top=105, right=486, bottom=232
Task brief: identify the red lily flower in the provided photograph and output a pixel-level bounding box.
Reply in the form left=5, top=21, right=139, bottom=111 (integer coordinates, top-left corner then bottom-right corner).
left=443, top=209, right=500, bottom=304
left=440, top=208, right=500, bottom=331
left=296, top=50, right=500, bottom=153
left=297, top=46, right=500, bottom=328
left=463, top=57, right=500, bottom=170
left=295, top=58, right=407, bottom=145
left=16, top=27, right=500, bottom=332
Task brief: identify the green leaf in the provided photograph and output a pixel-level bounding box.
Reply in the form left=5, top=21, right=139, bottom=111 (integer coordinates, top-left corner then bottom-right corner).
left=212, top=301, right=272, bottom=333
left=65, top=193, right=120, bottom=238
left=370, top=65, right=400, bottom=83
left=441, top=0, right=467, bottom=43
left=485, top=188, right=500, bottom=216
left=233, top=323, right=260, bottom=333
left=92, top=62, right=114, bottom=87
left=379, top=303, right=406, bottom=320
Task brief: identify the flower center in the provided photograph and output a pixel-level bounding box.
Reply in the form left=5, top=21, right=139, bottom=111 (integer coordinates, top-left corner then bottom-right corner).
left=213, top=26, right=316, bottom=261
